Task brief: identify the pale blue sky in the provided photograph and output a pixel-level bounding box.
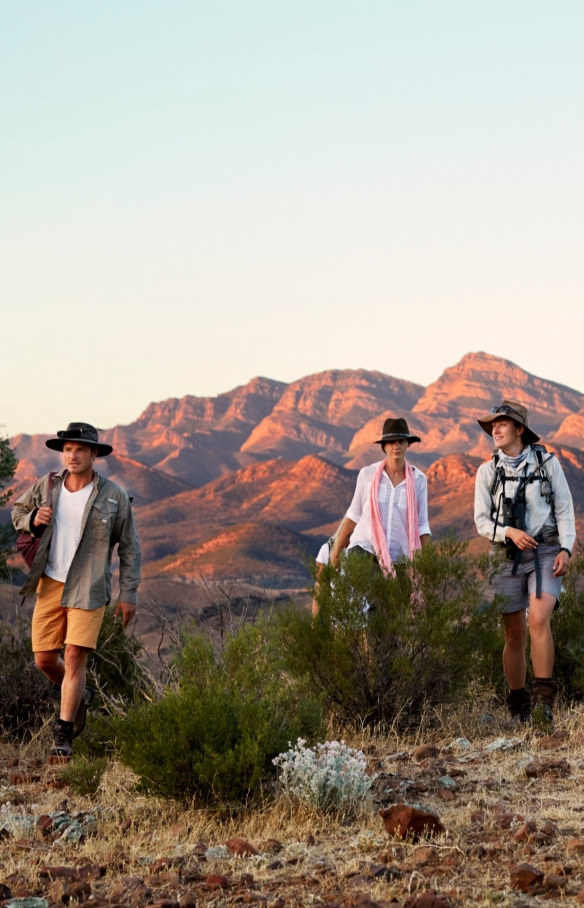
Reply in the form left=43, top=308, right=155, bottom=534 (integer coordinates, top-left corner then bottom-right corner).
left=2, top=1, right=583, bottom=436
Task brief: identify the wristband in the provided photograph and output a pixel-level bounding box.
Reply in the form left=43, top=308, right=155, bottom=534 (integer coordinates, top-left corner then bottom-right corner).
left=560, top=547, right=572, bottom=558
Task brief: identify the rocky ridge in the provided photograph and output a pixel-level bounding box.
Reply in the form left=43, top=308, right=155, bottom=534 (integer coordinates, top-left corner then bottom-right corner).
left=7, top=352, right=584, bottom=586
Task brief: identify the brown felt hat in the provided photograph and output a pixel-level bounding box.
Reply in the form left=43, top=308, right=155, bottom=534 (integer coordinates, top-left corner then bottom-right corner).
left=477, top=399, right=540, bottom=446
left=375, top=417, right=421, bottom=445
left=45, top=422, right=113, bottom=457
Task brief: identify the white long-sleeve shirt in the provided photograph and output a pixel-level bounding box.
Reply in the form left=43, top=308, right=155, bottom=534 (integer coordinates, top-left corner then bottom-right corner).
left=474, top=449, right=576, bottom=551
left=346, top=461, right=431, bottom=561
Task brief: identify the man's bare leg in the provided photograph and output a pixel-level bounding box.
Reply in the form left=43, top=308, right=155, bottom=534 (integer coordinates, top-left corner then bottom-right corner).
left=35, top=645, right=89, bottom=721
left=35, top=650, right=65, bottom=686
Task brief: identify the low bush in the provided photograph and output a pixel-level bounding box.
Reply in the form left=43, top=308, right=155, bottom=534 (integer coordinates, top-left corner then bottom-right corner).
left=60, top=756, right=108, bottom=796
left=277, top=537, right=506, bottom=730
left=541, top=544, right=584, bottom=702
left=0, top=616, right=53, bottom=733
left=114, top=618, right=322, bottom=804
left=273, top=738, right=374, bottom=816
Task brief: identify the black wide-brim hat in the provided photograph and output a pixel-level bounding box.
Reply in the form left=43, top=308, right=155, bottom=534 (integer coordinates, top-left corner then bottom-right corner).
left=45, top=422, right=113, bottom=457
left=375, top=417, right=421, bottom=445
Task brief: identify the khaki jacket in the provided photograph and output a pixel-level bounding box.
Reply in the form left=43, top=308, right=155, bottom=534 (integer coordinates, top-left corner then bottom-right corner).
left=12, top=470, right=141, bottom=610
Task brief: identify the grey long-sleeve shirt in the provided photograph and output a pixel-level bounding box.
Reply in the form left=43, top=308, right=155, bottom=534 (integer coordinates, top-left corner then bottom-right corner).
left=474, top=449, right=576, bottom=551
left=12, top=469, right=141, bottom=609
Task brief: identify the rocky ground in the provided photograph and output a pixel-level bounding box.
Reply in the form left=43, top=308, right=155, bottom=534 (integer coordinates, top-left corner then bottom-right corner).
left=3, top=709, right=584, bottom=908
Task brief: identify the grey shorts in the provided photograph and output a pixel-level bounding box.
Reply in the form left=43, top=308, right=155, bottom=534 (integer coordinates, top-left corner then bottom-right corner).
left=491, top=544, right=562, bottom=614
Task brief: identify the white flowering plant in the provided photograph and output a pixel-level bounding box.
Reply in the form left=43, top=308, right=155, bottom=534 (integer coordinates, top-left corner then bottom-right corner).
left=272, top=738, right=376, bottom=814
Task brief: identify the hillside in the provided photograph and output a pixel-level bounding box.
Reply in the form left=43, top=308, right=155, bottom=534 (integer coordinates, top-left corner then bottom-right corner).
left=143, top=521, right=321, bottom=586
left=7, top=352, right=584, bottom=587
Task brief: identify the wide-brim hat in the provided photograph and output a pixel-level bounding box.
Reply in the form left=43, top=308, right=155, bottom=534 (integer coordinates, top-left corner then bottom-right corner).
left=477, top=399, right=540, bottom=446
left=375, top=417, right=421, bottom=445
left=45, top=422, right=113, bottom=457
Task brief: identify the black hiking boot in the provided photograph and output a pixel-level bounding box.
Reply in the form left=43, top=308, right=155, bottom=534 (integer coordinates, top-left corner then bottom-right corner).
left=506, top=687, right=532, bottom=726
left=48, top=720, right=74, bottom=764
left=532, top=678, right=559, bottom=730
left=73, top=686, right=95, bottom=738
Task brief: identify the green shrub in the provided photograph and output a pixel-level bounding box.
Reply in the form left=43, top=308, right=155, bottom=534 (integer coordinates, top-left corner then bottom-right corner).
left=277, top=537, right=505, bottom=730
left=544, top=545, right=584, bottom=701
left=114, top=619, right=322, bottom=804
left=0, top=617, right=53, bottom=734
left=60, top=756, right=107, bottom=796
left=88, top=604, right=149, bottom=704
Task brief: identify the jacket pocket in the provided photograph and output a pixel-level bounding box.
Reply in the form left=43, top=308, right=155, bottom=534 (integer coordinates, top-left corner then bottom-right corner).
left=85, top=501, right=118, bottom=546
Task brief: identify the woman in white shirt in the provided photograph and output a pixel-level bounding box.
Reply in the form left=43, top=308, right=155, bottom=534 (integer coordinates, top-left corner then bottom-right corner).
left=474, top=399, right=576, bottom=726
left=331, top=418, right=431, bottom=573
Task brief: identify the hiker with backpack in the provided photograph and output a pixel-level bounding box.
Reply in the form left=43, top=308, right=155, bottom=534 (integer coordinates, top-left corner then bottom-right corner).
left=474, top=400, right=576, bottom=725
left=12, top=423, right=141, bottom=762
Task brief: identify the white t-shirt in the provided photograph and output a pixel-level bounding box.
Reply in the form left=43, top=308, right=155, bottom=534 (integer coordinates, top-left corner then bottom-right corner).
left=316, top=542, right=330, bottom=565
left=45, top=482, right=95, bottom=583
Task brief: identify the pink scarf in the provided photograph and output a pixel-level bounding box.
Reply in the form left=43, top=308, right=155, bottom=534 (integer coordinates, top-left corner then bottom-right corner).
left=369, top=459, right=421, bottom=575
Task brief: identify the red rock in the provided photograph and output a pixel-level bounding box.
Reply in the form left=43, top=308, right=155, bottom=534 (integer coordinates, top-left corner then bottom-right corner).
left=242, top=893, right=267, bottom=903
left=193, top=840, right=208, bottom=852
left=538, top=735, right=563, bottom=749
left=513, top=821, right=537, bottom=842
left=438, top=789, right=455, bottom=801
left=77, top=864, right=106, bottom=881
left=47, top=879, right=74, bottom=903
left=525, top=759, right=570, bottom=779
left=510, top=864, right=544, bottom=892
left=39, top=867, right=81, bottom=883
left=410, top=847, right=439, bottom=866
left=494, top=811, right=524, bottom=829
left=576, top=891, right=584, bottom=905
left=6, top=757, right=19, bottom=767
left=544, top=875, right=567, bottom=891
left=37, top=815, right=54, bottom=837
left=150, top=901, right=179, bottom=908
left=567, top=838, right=584, bottom=853
left=468, top=845, right=485, bottom=859
left=470, top=811, right=487, bottom=825
left=151, top=857, right=179, bottom=874
left=413, top=745, right=440, bottom=762
left=206, top=874, right=230, bottom=888
left=403, top=894, right=452, bottom=907
left=10, top=772, right=40, bottom=785
left=306, top=834, right=316, bottom=846
left=71, top=881, right=92, bottom=901
left=225, top=837, right=259, bottom=857
left=120, top=818, right=133, bottom=834
left=179, top=895, right=197, bottom=908
left=379, top=806, right=444, bottom=840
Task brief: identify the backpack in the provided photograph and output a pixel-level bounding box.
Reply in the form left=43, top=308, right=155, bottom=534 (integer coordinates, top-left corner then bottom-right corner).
left=489, top=444, right=556, bottom=542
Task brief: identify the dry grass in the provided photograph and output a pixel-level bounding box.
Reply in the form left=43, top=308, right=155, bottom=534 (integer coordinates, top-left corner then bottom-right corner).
left=3, top=701, right=584, bottom=907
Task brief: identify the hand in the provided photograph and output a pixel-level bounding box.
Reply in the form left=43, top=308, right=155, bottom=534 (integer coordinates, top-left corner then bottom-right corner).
left=505, top=528, right=538, bottom=551
left=33, top=506, right=52, bottom=527
left=553, top=550, right=570, bottom=577
left=114, top=601, right=136, bottom=628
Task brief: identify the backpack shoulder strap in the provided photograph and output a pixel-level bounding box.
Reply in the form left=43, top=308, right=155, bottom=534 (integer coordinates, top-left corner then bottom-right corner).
left=46, top=471, right=57, bottom=508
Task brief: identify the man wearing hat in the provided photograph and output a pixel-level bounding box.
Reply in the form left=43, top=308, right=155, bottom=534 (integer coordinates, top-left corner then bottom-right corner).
left=474, top=401, right=576, bottom=725
left=331, top=417, right=431, bottom=572
left=12, top=423, right=141, bottom=761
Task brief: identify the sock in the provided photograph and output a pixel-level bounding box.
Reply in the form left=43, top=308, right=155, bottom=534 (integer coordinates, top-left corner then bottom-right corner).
left=56, top=719, right=74, bottom=735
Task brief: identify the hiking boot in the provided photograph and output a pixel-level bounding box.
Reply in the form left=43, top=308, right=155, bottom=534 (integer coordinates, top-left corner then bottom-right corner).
left=506, top=687, right=532, bottom=726
left=48, top=720, right=74, bottom=764
left=73, top=685, right=95, bottom=738
left=532, top=678, right=559, bottom=730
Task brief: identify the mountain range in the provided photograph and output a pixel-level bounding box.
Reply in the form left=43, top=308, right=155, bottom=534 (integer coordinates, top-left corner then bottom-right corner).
left=8, top=352, right=584, bottom=591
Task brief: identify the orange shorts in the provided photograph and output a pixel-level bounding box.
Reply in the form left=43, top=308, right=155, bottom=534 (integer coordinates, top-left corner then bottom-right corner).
left=31, top=574, right=105, bottom=652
